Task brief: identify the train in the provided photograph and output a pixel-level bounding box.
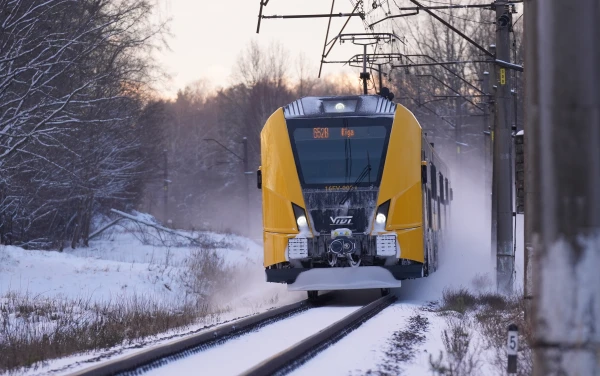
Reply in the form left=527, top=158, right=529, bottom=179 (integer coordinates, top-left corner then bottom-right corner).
left=257, top=95, right=452, bottom=299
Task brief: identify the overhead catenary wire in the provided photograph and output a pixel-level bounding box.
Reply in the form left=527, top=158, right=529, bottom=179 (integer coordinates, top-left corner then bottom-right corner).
left=431, top=9, right=494, bottom=25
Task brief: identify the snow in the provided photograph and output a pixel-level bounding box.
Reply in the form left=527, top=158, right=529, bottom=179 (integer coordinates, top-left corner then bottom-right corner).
left=1, top=163, right=527, bottom=375
left=495, top=59, right=524, bottom=72
left=1, top=230, right=252, bottom=304
left=0, top=219, right=305, bottom=375
left=288, top=266, right=402, bottom=291
left=290, top=302, right=443, bottom=376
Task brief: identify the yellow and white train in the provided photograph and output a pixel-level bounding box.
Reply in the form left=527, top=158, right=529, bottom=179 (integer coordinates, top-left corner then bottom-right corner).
left=257, top=95, right=452, bottom=298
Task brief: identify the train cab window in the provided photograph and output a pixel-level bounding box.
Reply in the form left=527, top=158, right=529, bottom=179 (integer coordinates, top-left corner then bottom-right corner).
left=287, top=117, right=392, bottom=187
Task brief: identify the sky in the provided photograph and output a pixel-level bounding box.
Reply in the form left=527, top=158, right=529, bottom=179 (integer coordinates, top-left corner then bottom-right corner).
left=154, top=1, right=523, bottom=98
left=155, top=0, right=371, bottom=97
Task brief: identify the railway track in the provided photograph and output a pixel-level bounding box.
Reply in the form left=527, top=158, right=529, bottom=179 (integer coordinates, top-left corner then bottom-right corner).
left=240, top=293, right=396, bottom=376
left=68, top=293, right=395, bottom=376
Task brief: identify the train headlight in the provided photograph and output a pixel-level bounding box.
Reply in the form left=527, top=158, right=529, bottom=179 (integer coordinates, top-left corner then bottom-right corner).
left=323, top=99, right=358, bottom=113
left=373, top=200, right=391, bottom=232
left=292, top=203, right=310, bottom=234
left=297, top=215, right=308, bottom=228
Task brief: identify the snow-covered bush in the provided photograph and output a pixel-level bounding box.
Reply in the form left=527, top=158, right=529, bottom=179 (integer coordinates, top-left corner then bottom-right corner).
left=430, top=287, right=533, bottom=376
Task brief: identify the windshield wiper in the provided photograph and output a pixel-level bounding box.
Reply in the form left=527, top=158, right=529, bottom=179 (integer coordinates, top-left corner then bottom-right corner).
left=339, top=163, right=372, bottom=205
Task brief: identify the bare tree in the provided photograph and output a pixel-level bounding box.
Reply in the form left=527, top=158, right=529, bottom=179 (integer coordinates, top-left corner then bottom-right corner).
left=142, top=41, right=369, bottom=235
left=0, top=0, right=167, bottom=248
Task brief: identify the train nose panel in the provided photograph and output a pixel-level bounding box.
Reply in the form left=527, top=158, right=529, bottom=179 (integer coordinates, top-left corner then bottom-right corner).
left=287, top=266, right=402, bottom=291
left=304, top=188, right=378, bottom=234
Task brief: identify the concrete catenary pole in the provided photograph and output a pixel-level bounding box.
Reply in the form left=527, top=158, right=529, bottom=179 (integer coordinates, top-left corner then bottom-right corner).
left=522, top=0, right=538, bottom=320
left=489, top=44, right=498, bottom=273
left=493, top=0, right=514, bottom=293
left=530, top=0, right=600, bottom=374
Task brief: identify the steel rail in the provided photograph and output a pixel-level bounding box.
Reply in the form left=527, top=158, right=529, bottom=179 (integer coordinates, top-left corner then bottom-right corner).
left=68, top=296, right=331, bottom=376
left=240, top=294, right=397, bottom=376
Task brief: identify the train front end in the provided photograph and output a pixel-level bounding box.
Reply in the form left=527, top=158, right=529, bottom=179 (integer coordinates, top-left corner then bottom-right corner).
left=259, top=95, right=425, bottom=292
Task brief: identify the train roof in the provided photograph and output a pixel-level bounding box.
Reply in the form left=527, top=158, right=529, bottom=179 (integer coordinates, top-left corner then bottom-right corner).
left=283, top=95, right=396, bottom=118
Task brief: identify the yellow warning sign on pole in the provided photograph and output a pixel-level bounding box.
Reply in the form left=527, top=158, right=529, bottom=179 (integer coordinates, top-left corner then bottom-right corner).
left=500, top=68, right=506, bottom=85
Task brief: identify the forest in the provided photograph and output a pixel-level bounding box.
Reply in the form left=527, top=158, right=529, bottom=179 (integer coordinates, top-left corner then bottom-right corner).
left=0, top=0, right=523, bottom=247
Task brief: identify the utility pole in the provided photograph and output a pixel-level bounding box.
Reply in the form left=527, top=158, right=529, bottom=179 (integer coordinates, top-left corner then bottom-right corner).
left=482, top=71, right=492, bottom=221
left=360, top=45, right=369, bottom=94
left=493, top=0, right=513, bottom=293
left=455, top=95, right=462, bottom=169
left=163, top=149, right=169, bottom=227
left=531, top=0, right=600, bottom=374
left=522, top=0, right=537, bottom=322
left=377, top=63, right=383, bottom=93
left=490, top=44, right=498, bottom=272
left=242, top=137, right=250, bottom=236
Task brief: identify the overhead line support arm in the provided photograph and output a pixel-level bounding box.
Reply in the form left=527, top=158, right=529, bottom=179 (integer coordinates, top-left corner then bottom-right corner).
left=408, top=0, right=495, bottom=58
left=262, top=13, right=362, bottom=19
left=416, top=74, right=485, bottom=112
left=319, top=1, right=362, bottom=77
left=401, top=54, right=487, bottom=95
left=319, top=0, right=337, bottom=78
left=256, top=0, right=269, bottom=33
left=369, top=11, right=419, bottom=28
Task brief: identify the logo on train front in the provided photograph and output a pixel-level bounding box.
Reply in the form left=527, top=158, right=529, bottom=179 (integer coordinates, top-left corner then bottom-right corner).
left=330, top=216, right=353, bottom=225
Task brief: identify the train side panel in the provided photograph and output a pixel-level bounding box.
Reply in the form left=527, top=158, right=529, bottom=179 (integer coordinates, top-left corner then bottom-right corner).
left=377, top=104, right=424, bottom=263
left=261, top=109, right=307, bottom=267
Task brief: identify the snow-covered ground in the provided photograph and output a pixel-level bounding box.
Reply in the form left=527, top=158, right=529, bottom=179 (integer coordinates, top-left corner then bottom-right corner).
left=2, top=227, right=256, bottom=305
left=0, top=215, right=305, bottom=375
left=1, top=169, right=525, bottom=375
left=146, top=305, right=362, bottom=376
left=290, top=301, right=447, bottom=376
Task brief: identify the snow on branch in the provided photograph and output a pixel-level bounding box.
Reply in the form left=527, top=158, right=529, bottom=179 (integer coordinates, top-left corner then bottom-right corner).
left=110, top=209, right=201, bottom=246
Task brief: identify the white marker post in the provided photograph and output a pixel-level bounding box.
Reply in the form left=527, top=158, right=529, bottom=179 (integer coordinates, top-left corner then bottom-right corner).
left=507, top=323, right=518, bottom=374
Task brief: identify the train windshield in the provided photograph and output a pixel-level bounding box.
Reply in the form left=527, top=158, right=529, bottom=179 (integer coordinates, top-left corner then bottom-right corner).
left=287, top=117, right=392, bottom=187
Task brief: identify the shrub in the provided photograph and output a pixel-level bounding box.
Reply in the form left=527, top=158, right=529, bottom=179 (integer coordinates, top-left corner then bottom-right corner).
left=0, top=292, right=200, bottom=373
left=430, top=318, right=481, bottom=376
left=439, top=288, right=478, bottom=314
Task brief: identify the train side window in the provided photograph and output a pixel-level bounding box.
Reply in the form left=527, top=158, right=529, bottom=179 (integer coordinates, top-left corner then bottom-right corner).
left=257, top=169, right=262, bottom=189
left=437, top=194, right=442, bottom=229
left=427, top=189, right=432, bottom=228
left=439, top=173, right=444, bottom=203
left=445, top=178, right=449, bottom=203
left=430, top=164, right=437, bottom=200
